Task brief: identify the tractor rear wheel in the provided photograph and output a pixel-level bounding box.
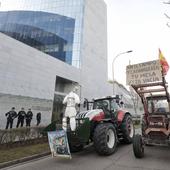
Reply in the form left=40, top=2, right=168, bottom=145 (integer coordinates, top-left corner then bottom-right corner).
left=121, top=114, right=134, bottom=144
left=133, top=134, right=144, bottom=158
left=93, top=123, right=117, bottom=155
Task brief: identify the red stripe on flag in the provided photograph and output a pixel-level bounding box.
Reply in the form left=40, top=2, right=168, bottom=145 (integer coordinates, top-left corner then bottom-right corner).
left=159, top=49, right=169, bottom=75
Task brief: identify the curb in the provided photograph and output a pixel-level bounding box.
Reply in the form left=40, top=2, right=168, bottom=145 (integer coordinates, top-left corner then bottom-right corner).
left=0, top=152, right=51, bottom=169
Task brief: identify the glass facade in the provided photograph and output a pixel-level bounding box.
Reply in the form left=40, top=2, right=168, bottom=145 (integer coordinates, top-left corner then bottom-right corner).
left=0, top=0, right=84, bottom=68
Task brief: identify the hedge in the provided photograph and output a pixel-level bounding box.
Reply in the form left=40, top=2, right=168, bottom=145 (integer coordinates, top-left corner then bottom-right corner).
left=0, top=126, right=47, bottom=147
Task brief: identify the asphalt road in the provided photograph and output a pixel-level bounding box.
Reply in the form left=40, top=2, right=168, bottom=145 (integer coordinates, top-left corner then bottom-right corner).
left=2, top=142, right=170, bottom=170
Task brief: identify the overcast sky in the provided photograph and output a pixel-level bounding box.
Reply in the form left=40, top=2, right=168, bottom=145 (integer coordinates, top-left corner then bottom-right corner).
left=104, top=0, right=170, bottom=87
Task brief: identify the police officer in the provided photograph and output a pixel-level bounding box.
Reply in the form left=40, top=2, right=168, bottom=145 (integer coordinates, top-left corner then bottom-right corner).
left=26, top=108, right=33, bottom=127
left=16, top=107, right=26, bottom=128
left=36, top=112, right=41, bottom=126
left=5, top=107, right=17, bottom=129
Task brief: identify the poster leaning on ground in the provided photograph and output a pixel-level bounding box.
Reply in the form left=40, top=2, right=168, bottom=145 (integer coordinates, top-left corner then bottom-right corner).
left=47, top=130, right=71, bottom=159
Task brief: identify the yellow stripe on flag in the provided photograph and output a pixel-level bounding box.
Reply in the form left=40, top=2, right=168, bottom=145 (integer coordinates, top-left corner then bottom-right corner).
left=159, top=48, right=169, bottom=75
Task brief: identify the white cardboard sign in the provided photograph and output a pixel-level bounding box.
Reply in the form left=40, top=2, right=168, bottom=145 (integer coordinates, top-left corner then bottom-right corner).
left=126, top=60, right=162, bottom=85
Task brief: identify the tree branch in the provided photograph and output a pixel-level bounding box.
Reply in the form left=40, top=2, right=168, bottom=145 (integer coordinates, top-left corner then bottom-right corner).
left=163, top=1, right=170, bottom=4
left=167, top=22, right=170, bottom=27
left=164, top=13, right=170, bottom=19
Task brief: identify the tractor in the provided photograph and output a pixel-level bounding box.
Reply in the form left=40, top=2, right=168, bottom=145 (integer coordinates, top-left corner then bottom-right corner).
left=45, top=95, right=134, bottom=155
left=132, top=75, right=170, bottom=158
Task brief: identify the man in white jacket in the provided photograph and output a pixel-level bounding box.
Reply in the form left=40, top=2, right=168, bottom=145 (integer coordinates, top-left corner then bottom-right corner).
left=62, top=87, right=80, bottom=131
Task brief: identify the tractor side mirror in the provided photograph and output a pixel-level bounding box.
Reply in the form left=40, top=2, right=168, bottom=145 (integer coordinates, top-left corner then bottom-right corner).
left=83, top=98, right=88, bottom=108
left=115, top=95, right=120, bottom=104
left=83, top=100, right=87, bottom=108
left=120, top=101, right=124, bottom=107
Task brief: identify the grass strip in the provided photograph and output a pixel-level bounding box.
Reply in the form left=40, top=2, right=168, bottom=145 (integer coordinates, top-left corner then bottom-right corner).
left=0, top=143, right=50, bottom=163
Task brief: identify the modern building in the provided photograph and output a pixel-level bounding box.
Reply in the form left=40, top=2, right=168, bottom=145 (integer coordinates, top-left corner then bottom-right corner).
left=114, top=81, right=143, bottom=116
left=0, top=0, right=112, bottom=129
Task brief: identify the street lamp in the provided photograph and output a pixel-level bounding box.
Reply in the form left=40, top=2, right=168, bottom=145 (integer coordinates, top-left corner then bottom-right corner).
left=112, top=50, right=133, bottom=94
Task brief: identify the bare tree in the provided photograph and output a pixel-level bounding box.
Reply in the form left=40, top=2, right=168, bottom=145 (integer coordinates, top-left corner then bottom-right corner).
left=163, top=0, right=170, bottom=4
left=164, top=1, right=170, bottom=27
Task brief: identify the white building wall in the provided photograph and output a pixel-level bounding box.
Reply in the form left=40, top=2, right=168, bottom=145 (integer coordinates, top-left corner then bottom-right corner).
left=0, top=94, right=52, bottom=128
left=114, top=82, right=143, bottom=116
left=0, top=33, right=81, bottom=128
left=80, top=0, right=112, bottom=99
left=0, top=0, right=113, bottom=128
left=0, top=32, right=81, bottom=100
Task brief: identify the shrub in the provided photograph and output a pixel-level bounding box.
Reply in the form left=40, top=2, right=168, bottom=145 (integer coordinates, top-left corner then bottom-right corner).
left=0, top=126, right=46, bottom=145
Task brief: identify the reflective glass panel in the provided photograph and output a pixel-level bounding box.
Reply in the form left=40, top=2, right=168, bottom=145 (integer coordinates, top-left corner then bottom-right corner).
left=0, top=0, right=84, bottom=68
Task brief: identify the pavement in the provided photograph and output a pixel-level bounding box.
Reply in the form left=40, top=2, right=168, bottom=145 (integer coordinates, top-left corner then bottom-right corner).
left=0, top=152, right=50, bottom=169
left=1, top=128, right=170, bottom=170
left=1, top=142, right=170, bottom=170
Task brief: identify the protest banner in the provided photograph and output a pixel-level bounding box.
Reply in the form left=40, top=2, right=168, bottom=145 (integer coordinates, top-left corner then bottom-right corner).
left=126, top=60, right=162, bottom=85
left=47, top=130, right=71, bottom=159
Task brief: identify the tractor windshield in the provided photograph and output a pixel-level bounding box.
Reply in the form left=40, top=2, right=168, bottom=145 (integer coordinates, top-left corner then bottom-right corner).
left=147, top=98, right=169, bottom=113
left=110, top=99, right=120, bottom=111
left=93, top=100, right=110, bottom=110
left=93, top=99, right=120, bottom=112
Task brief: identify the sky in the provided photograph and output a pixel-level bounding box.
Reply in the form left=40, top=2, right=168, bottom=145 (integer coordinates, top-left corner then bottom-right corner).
left=104, top=0, right=170, bottom=87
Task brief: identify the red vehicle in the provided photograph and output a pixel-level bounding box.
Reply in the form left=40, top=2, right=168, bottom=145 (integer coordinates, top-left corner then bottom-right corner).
left=132, top=75, right=170, bottom=158
left=45, top=95, right=135, bottom=155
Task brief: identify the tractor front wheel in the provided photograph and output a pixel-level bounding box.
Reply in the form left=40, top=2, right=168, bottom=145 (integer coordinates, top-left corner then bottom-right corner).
left=93, top=123, right=117, bottom=155
left=133, top=134, right=144, bottom=158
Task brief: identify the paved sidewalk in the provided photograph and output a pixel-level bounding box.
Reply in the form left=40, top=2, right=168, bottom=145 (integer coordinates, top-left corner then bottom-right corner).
left=0, top=128, right=141, bottom=169
left=0, top=152, right=50, bottom=169
left=2, top=143, right=170, bottom=170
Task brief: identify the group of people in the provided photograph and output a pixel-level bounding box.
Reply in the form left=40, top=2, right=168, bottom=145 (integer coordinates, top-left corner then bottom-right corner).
left=5, top=107, right=41, bottom=129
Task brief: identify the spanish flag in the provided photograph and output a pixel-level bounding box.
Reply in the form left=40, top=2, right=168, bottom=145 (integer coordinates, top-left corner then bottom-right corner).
left=159, top=48, right=169, bottom=75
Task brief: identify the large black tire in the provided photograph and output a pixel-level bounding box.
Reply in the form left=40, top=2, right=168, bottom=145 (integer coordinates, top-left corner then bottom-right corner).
left=93, top=123, right=117, bottom=155
left=133, top=134, right=144, bottom=158
left=121, top=114, right=134, bottom=144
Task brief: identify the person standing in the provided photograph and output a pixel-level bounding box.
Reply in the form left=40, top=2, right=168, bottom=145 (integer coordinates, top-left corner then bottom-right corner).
left=25, top=108, right=33, bottom=127
left=36, top=112, right=41, bottom=126
left=5, top=107, right=17, bottom=129
left=16, top=107, right=26, bottom=128
left=62, top=87, right=80, bottom=131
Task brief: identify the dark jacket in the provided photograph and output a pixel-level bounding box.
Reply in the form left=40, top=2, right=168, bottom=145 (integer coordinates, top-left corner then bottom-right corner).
left=26, top=111, right=33, bottom=120
left=17, top=111, right=26, bottom=120
left=5, top=111, right=17, bottom=120
left=36, top=112, right=41, bottom=121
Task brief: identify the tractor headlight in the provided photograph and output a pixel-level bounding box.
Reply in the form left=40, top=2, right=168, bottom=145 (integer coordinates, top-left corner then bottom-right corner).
left=80, top=120, right=83, bottom=124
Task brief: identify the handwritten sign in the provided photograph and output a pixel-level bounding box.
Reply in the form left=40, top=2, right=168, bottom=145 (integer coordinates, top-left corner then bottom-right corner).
left=126, top=60, right=162, bottom=85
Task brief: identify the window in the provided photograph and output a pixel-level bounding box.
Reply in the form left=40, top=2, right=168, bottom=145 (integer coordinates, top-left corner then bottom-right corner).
left=0, top=0, right=84, bottom=68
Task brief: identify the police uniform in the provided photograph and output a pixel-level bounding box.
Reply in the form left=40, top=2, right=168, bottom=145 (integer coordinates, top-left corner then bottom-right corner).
left=5, top=108, right=17, bottom=129
left=26, top=110, right=33, bottom=127
left=36, top=112, right=41, bottom=126
left=16, top=109, right=26, bottom=128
